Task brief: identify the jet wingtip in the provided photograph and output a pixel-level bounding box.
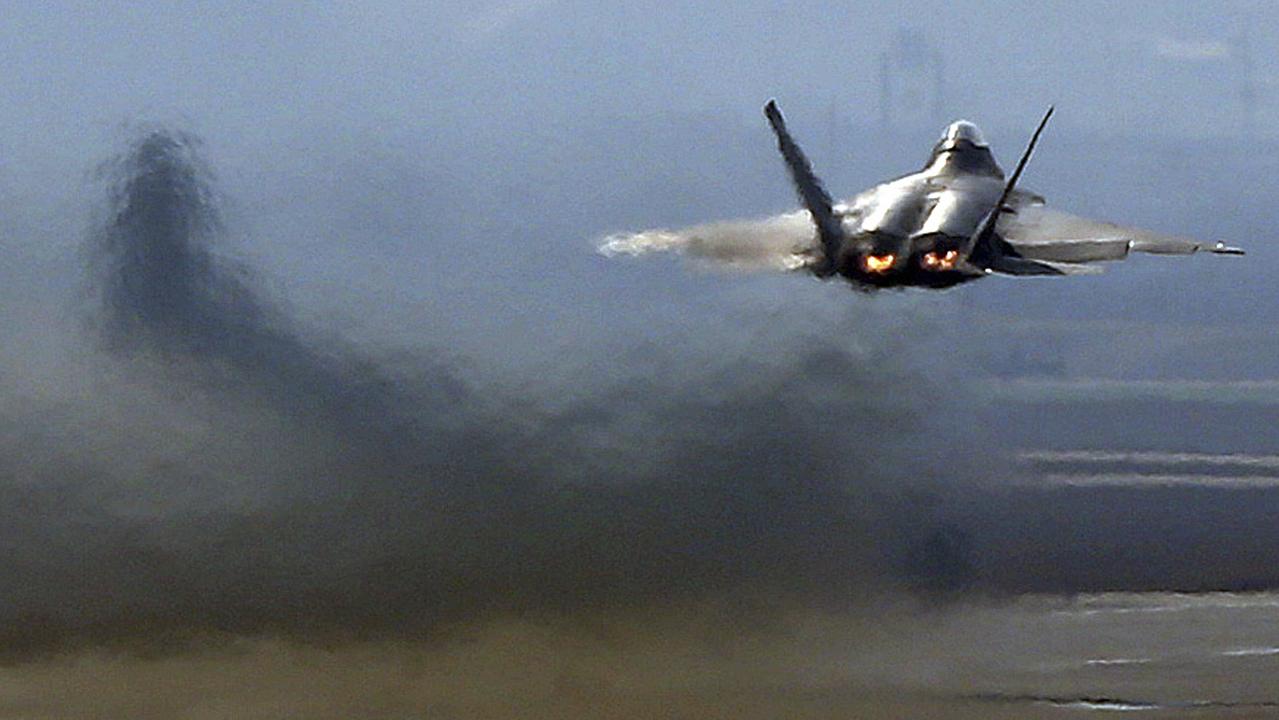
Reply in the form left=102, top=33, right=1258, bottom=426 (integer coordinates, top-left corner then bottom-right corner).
left=1211, top=241, right=1246, bottom=255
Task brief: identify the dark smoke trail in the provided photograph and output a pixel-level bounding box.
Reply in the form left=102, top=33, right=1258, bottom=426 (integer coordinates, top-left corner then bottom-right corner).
left=56, top=122, right=1239, bottom=666
left=0, top=338, right=934, bottom=656
left=86, top=128, right=478, bottom=458
left=1, top=123, right=1266, bottom=671
left=91, top=129, right=262, bottom=356
left=51, top=126, right=993, bottom=661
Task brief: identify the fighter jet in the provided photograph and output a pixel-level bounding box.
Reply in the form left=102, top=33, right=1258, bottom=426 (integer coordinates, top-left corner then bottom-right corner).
left=601, top=102, right=1242, bottom=289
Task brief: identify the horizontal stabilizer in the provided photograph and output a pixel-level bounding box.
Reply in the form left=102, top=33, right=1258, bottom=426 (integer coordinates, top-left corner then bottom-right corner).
left=986, top=255, right=1081, bottom=276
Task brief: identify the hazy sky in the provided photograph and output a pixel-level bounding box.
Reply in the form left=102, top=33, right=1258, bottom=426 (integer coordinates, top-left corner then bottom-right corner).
left=0, top=1, right=1275, bottom=174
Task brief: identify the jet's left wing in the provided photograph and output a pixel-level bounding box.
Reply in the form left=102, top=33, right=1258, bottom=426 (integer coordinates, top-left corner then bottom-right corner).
left=997, top=196, right=1243, bottom=265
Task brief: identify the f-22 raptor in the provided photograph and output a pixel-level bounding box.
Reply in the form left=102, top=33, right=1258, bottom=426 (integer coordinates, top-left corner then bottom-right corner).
left=602, top=102, right=1242, bottom=289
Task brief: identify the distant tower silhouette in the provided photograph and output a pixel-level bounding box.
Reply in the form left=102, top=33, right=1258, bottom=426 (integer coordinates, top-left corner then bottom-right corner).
left=826, top=96, right=841, bottom=162
left=878, top=51, right=892, bottom=132
left=878, top=26, right=946, bottom=133
left=1235, top=23, right=1258, bottom=139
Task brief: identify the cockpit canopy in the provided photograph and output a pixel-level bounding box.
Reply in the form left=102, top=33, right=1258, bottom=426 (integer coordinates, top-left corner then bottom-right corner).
left=925, top=120, right=1003, bottom=177
left=936, top=120, right=987, bottom=151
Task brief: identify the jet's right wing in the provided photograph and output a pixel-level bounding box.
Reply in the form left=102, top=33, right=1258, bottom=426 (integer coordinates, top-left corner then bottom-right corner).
left=998, top=199, right=1244, bottom=264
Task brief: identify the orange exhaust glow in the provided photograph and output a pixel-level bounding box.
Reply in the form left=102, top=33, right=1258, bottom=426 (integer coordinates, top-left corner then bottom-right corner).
left=862, top=254, right=896, bottom=273
left=920, top=249, right=960, bottom=271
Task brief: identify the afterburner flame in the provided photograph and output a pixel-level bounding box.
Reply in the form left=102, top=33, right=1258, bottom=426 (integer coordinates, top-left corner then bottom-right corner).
left=920, top=249, right=960, bottom=271
left=863, top=254, right=896, bottom=273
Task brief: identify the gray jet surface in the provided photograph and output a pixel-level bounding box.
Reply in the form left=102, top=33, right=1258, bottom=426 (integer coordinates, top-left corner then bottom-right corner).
left=602, top=102, right=1242, bottom=289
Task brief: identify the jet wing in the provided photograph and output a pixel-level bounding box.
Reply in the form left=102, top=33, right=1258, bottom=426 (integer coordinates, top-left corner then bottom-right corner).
left=998, top=198, right=1243, bottom=264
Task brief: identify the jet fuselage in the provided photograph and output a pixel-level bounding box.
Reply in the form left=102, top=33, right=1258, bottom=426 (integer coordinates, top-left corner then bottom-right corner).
left=832, top=121, right=1006, bottom=288
left=601, top=102, right=1242, bottom=288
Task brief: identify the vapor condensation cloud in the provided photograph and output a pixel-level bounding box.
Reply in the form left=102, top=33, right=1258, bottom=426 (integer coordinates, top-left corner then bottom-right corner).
left=598, top=210, right=816, bottom=271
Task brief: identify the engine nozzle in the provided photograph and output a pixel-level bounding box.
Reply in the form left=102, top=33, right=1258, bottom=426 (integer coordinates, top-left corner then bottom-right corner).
left=862, top=254, right=897, bottom=274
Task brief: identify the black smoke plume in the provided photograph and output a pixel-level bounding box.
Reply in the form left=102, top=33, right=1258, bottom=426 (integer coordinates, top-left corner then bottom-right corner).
left=87, top=128, right=475, bottom=455
left=19, top=126, right=973, bottom=660
left=92, top=130, right=259, bottom=356
left=6, top=125, right=1263, bottom=670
